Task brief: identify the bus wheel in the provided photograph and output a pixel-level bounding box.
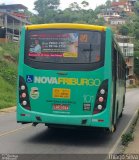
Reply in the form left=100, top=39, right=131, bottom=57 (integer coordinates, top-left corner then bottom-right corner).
left=120, top=96, right=125, bottom=118
left=104, top=124, right=116, bottom=133
left=111, top=124, right=116, bottom=133
left=119, top=111, right=123, bottom=118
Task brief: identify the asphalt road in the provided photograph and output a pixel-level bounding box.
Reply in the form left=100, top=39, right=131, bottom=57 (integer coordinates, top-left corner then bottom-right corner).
left=0, top=89, right=139, bottom=159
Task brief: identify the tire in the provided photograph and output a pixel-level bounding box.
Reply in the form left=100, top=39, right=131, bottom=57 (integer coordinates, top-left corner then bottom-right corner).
left=120, top=96, right=125, bottom=118
left=110, top=105, right=118, bottom=133
left=119, top=111, right=123, bottom=118
left=104, top=124, right=116, bottom=133
left=111, top=124, right=116, bottom=133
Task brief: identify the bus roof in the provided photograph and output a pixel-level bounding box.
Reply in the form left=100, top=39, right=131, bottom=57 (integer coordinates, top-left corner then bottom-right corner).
left=25, top=23, right=107, bottom=32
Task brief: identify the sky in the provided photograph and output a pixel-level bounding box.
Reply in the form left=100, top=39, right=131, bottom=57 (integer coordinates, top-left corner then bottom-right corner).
left=0, top=0, right=107, bottom=12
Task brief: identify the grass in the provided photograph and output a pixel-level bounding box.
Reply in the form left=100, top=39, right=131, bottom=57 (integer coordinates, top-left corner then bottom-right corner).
left=0, top=42, right=18, bottom=109
left=0, top=60, right=17, bottom=86
left=0, top=42, right=19, bottom=61
left=0, top=76, right=16, bottom=109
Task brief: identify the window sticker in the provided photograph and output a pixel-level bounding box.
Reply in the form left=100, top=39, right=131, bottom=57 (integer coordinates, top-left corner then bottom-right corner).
left=28, top=33, right=78, bottom=58
left=30, top=87, right=39, bottom=99
left=79, top=34, right=88, bottom=43
left=26, top=30, right=102, bottom=64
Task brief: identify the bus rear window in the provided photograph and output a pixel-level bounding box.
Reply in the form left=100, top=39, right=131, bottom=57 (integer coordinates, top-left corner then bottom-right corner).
left=25, top=29, right=104, bottom=64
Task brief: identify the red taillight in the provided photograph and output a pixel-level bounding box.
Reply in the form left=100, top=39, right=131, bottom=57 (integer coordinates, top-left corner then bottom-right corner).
left=21, top=93, right=26, bottom=98
left=24, top=106, right=31, bottom=110
left=93, top=110, right=100, bottom=114
left=99, top=97, right=104, bottom=103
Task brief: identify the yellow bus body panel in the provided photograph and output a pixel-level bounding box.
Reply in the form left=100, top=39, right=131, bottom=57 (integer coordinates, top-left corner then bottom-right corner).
left=25, top=23, right=107, bottom=31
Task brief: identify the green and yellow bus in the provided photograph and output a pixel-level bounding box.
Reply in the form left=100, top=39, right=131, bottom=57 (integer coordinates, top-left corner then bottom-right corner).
left=17, top=23, right=126, bottom=132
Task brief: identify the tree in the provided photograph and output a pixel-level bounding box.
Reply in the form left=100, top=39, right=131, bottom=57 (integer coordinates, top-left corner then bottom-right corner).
left=34, top=0, right=60, bottom=14
left=68, top=2, right=81, bottom=11
left=134, top=51, right=139, bottom=76
left=94, top=4, right=106, bottom=14
left=105, top=0, right=111, bottom=8
left=119, top=25, right=129, bottom=35
left=134, top=1, right=139, bottom=15
left=135, top=29, right=139, bottom=40
left=32, top=0, right=99, bottom=25
left=95, top=17, right=105, bottom=26
left=34, top=0, right=60, bottom=23
left=81, top=1, right=89, bottom=8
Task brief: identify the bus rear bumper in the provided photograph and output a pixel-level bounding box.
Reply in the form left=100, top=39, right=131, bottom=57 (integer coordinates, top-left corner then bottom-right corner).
left=17, top=106, right=111, bottom=129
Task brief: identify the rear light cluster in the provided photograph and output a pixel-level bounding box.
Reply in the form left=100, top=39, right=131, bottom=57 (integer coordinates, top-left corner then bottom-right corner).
left=93, top=80, right=108, bottom=114
left=19, top=76, right=31, bottom=110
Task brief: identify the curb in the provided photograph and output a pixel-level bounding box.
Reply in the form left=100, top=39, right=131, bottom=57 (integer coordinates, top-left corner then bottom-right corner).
left=109, top=108, right=139, bottom=155
left=0, top=106, right=16, bottom=113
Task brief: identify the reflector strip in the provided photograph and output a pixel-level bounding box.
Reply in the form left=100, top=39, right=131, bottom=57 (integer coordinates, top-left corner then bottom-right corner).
left=98, top=119, right=104, bottom=122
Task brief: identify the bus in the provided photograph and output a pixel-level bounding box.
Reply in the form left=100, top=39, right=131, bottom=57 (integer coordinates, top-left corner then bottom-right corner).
left=17, top=23, right=126, bottom=132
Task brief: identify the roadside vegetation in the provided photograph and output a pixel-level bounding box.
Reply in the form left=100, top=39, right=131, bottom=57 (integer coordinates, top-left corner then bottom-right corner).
left=121, top=110, right=139, bottom=150
left=0, top=42, right=18, bottom=109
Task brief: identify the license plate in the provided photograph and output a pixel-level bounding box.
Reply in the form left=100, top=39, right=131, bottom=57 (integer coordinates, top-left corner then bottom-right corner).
left=53, top=104, right=69, bottom=111
left=53, top=88, right=70, bottom=99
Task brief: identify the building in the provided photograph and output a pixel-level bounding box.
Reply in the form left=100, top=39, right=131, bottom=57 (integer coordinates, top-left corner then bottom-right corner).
left=111, top=1, right=132, bottom=13
left=98, top=8, right=120, bottom=22
left=118, top=43, right=134, bottom=76
left=128, top=0, right=137, bottom=7
left=0, top=4, right=31, bottom=42
left=109, top=17, right=126, bottom=25
left=116, top=35, right=135, bottom=84
left=98, top=0, right=136, bottom=24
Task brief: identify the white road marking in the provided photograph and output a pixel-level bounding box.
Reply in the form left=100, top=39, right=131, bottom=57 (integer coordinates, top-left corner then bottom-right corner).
left=0, top=125, right=31, bottom=137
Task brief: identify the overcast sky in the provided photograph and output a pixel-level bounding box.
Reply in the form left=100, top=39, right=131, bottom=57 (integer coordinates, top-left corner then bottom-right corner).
left=0, top=0, right=107, bottom=12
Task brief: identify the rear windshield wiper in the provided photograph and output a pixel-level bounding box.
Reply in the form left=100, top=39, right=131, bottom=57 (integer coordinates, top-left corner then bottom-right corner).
left=82, top=44, right=93, bottom=63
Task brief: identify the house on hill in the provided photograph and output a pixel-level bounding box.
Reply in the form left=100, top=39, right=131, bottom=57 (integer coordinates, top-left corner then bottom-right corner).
left=98, top=0, right=136, bottom=24
left=0, top=4, right=31, bottom=42
left=111, top=1, right=132, bottom=12
left=109, top=17, right=126, bottom=25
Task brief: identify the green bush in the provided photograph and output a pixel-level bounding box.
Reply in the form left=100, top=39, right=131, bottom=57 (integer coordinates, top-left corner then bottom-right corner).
left=121, top=132, right=134, bottom=146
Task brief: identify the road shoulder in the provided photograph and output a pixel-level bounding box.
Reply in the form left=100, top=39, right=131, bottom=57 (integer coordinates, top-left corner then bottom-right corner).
left=0, top=106, right=16, bottom=114
left=108, top=108, right=139, bottom=154
left=124, top=118, right=139, bottom=154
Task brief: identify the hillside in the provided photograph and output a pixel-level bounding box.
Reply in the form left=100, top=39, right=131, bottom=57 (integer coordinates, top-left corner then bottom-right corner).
left=0, top=42, right=18, bottom=109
